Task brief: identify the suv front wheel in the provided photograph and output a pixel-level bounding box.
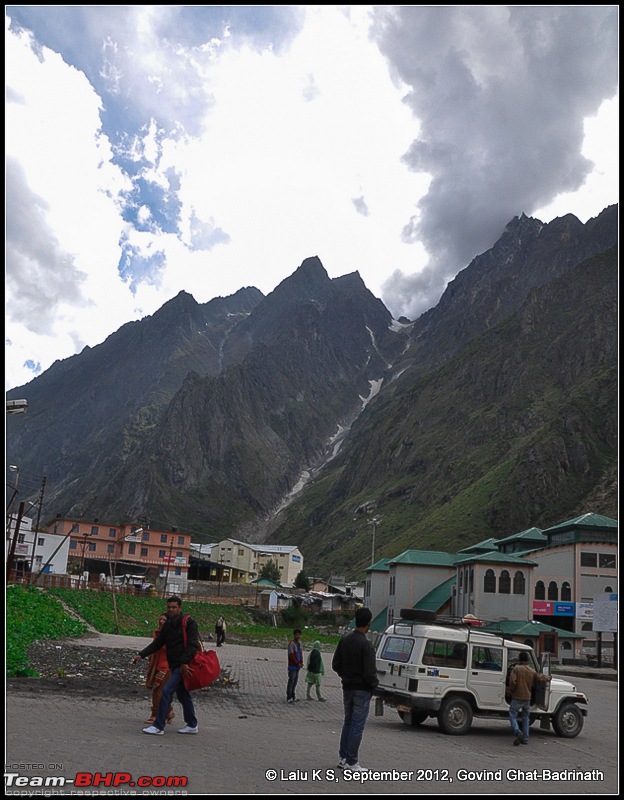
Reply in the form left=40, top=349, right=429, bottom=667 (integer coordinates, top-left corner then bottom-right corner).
left=437, top=696, right=473, bottom=735
left=552, top=702, right=584, bottom=738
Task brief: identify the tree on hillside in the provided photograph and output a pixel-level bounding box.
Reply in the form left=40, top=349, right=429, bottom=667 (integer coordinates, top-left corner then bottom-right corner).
left=259, top=559, right=281, bottom=584
left=293, top=569, right=311, bottom=591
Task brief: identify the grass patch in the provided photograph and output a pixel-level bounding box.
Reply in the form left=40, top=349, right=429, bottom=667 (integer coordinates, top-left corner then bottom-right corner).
left=6, top=584, right=88, bottom=676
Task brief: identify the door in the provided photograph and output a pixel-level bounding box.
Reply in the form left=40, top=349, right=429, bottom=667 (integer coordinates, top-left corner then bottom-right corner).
left=468, top=644, right=505, bottom=707
left=533, top=652, right=551, bottom=710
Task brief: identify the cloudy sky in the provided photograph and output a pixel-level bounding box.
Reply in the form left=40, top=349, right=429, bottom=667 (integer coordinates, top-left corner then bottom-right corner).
left=5, top=6, right=618, bottom=391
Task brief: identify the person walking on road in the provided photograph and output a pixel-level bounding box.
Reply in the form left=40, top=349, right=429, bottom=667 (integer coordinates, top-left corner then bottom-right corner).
left=132, top=596, right=199, bottom=736
left=332, top=607, right=378, bottom=772
left=305, top=640, right=326, bottom=701
left=508, top=650, right=552, bottom=745
left=286, top=628, right=304, bottom=703
left=215, top=615, right=227, bottom=647
left=144, top=613, right=175, bottom=726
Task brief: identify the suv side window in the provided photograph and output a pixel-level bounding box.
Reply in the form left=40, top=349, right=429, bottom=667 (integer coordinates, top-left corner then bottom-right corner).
left=471, top=645, right=503, bottom=671
left=423, top=639, right=467, bottom=668
left=381, top=636, right=414, bottom=663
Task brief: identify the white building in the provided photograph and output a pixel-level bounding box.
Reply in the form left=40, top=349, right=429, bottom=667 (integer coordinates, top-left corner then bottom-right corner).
left=6, top=515, right=70, bottom=575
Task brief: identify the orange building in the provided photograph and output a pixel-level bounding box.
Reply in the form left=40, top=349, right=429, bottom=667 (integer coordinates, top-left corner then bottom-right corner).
left=51, top=517, right=191, bottom=584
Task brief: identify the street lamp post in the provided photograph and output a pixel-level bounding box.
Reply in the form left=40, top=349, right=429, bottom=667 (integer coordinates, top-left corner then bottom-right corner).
left=367, top=515, right=382, bottom=566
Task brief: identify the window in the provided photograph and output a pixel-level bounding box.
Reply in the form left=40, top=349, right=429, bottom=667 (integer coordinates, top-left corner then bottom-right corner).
left=91, top=526, right=99, bottom=536
left=513, top=571, right=525, bottom=595
left=599, top=553, right=616, bottom=569
left=471, top=645, right=503, bottom=671
left=38, top=537, right=45, bottom=546
left=239, top=549, right=244, bottom=556
left=561, top=582, right=571, bottom=601
left=128, top=543, right=136, bottom=555
left=178, top=536, right=184, bottom=545
left=174, top=567, right=181, bottom=576
left=141, top=547, right=148, bottom=557
left=581, top=622, right=593, bottom=632
left=161, top=534, right=168, bottom=543
left=159, top=550, right=166, bottom=558
left=547, top=581, right=558, bottom=601
left=70, top=541, right=77, bottom=550
left=423, top=639, right=467, bottom=668
left=484, top=569, right=496, bottom=593
left=107, top=544, right=115, bottom=554
left=142, top=531, right=149, bottom=541
left=109, top=528, right=116, bottom=537
left=469, top=569, right=474, bottom=594
left=88, top=542, right=96, bottom=551
left=535, top=580, right=545, bottom=600
left=381, top=636, right=414, bottom=663
left=604, top=585, right=613, bottom=593
left=580, top=552, right=597, bottom=567
left=18, top=534, right=25, bottom=544
left=176, top=552, right=182, bottom=558
left=499, top=570, right=511, bottom=594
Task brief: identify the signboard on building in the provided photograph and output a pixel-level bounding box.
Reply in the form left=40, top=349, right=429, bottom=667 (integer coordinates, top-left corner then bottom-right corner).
left=532, top=601, right=553, bottom=615
left=554, top=602, right=575, bottom=616
left=576, top=602, right=593, bottom=620
left=592, top=593, right=618, bottom=633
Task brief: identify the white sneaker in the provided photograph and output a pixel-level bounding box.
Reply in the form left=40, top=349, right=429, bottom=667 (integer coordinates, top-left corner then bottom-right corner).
left=178, top=725, right=198, bottom=734
left=337, top=758, right=347, bottom=769
left=348, top=763, right=367, bottom=772
left=142, top=725, right=164, bottom=735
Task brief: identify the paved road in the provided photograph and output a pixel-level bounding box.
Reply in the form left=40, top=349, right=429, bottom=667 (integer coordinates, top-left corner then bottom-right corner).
left=5, top=636, right=619, bottom=796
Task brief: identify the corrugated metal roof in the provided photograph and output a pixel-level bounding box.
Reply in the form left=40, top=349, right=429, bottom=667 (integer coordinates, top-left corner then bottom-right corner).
left=458, top=537, right=500, bottom=554
left=543, top=513, right=618, bottom=533
left=389, top=550, right=457, bottom=567
left=413, top=575, right=456, bottom=612
left=366, top=558, right=393, bottom=572
left=453, top=552, right=538, bottom=566
left=496, top=527, right=546, bottom=544
left=481, top=619, right=584, bottom=639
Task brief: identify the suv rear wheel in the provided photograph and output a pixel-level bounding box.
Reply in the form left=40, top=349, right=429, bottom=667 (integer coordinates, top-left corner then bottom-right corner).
left=552, top=702, right=584, bottom=738
left=399, top=709, right=429, bottom=727
left=437, top=696, right=473, bottom=735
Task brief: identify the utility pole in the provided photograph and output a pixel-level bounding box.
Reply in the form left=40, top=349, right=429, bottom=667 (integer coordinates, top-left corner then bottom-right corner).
left=28, top=476, right=47, bottom=582
left=6, top=501, right=26, bottom=582
left=162, top=536, right=175, bottom=598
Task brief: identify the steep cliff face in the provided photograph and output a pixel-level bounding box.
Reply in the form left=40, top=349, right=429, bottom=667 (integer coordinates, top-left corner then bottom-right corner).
left=269, top=244, right=617, bottom=572
left=6, top=206, right=617, bottom=573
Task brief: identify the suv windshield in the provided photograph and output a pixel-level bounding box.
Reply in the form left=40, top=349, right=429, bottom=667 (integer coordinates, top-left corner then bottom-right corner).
left=380, top=636, right=415, bottom=663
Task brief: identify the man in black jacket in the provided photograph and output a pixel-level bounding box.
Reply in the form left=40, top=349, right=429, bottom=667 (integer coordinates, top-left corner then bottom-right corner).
left=133, top=596, right=199, bottom=735
left=332, top=608, right=378, bottom=771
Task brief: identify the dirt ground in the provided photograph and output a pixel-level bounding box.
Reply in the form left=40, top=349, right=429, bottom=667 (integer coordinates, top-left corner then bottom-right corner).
left=8, top=638, right=237, bottom=700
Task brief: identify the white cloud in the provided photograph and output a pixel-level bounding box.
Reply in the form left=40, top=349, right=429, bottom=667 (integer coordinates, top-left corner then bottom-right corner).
left=5, top=6, right=618, bottom=391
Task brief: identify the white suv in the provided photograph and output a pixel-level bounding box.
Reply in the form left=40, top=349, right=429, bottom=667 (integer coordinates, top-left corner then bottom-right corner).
left=373, top=611, right=588, bottom=737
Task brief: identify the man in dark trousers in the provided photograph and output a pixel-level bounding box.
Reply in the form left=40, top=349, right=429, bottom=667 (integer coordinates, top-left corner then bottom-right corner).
left=508, top=650, right=552, bottom=745
left=132, top=596, right=200, bottom=735
left=332, top=608, right=378, bottom=772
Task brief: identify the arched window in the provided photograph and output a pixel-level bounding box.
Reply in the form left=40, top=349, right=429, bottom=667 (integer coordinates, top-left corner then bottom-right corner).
left=605, top=585, right=613, bottom=593
left=561, top=582, right=571, bottom=601
left=499, top=570, right=511, bottom=594
left=535, top=581, right=545, bottom=600
left=548, top=581, right=558, bottom=601
left=484, top=569, right=496, bottom=593
left=561, top=641, right=572, bottom=651
left=513, top=571, right=526, bottom=595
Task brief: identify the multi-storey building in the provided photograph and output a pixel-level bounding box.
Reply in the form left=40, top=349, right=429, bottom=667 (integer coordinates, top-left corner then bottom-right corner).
left=52, top=517, right=191, bottom=589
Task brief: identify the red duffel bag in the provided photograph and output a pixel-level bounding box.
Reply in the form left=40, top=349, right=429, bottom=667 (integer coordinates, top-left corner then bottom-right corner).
left=181, top=615, right=221, bottom=691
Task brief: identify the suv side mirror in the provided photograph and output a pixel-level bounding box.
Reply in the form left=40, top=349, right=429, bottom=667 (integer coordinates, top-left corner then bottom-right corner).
left=539, top=651, right=551, bottom=676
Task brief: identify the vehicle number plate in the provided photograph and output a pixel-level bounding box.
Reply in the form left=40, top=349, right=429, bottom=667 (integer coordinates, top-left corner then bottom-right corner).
left=396, top=704, right=412, bottom=714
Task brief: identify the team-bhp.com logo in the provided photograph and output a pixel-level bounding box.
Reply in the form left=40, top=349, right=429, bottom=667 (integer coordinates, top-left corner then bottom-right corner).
left=5, top=773, right=189, bottom=789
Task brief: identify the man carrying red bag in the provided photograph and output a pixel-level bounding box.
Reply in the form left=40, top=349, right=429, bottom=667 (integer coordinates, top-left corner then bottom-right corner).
left=133, top=596, right=199, bottom=736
